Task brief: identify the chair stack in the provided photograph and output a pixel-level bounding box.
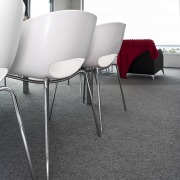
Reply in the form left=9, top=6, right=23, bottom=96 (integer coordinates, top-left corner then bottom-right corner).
left=2, top=4, right=127, bottom=179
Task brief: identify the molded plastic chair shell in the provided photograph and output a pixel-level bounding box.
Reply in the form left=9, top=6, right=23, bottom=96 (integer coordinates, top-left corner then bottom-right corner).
left=0, top=0, right=24, bottom=80
left=9, top=11, right=98, bottom=180
left=83, top=22, right=126, bottom=68
left=10, top=10, right=97, bottom=79
left=82, top=22, right=127, bottom=126
left=0, top=0, right=35, bottom=179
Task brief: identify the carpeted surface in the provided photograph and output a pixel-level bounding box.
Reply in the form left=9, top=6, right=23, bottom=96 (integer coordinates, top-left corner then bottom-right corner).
left=0, top=68, right=180, bottom=180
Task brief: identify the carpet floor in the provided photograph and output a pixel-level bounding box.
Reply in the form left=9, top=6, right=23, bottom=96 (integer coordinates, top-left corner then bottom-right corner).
left=0, top=68, right=180, bottom=180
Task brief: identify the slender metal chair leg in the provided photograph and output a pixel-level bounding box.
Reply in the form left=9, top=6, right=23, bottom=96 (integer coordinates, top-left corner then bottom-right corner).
left=82, top=72, right=102, bottom=137
left=114, top=64, right=127, bottom=111
left=79, top=74, right=82, bottom=96
left=44, top=79, right=50, bottom=180
left=4, top=77, right=6, bottom=86
left=162, top=69, right=165, bottom=75
left=94, top=68, right=102, bottom=131
left=151, top=75, right=155, bottom=80
left=49, top=83, right=58, bottom=121
left=83, top=74, right=86, bottom=103
left=0, top=87, right=35, bottom=180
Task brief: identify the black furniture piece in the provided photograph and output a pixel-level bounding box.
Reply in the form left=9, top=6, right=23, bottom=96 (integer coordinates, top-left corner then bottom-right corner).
left=128, top=49, right=164, bottom=79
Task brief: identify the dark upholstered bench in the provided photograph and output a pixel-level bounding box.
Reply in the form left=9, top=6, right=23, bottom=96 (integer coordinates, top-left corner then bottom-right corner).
left=128, top=49, right=164, bottom=79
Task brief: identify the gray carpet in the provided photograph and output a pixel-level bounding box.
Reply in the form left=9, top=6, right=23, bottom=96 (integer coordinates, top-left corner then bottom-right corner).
left=0, top=68, right=180, bottom=180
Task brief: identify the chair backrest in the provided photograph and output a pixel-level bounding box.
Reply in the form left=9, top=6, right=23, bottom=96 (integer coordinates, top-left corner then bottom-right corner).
left=10, top=10, right=97, bottom=79
left=83, top=22, right=126, bottom=68
left=0, top=0, right=24, bottom=81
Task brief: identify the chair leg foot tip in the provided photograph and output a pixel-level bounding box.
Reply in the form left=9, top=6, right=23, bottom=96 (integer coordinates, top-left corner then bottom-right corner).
left=98, top=130, right=102, bottom=137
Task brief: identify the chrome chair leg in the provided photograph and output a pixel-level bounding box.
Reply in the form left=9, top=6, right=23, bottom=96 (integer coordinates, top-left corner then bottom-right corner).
left=113, top=64, right=127, bottom=111
left=82, top=71, right=102, bottom=137
left=151, top=75, right=155, bottom=80
left=0, top=86, right=35, bottom=180
left=162, top=69, right=165, bottom=75
left=94, top=68, right=102, bottom=132
left=44, top=79, right=50, bottom=180
left=4, top=77, right=6, bottom=86
left=49, top=83, right=58, bottom=121
left=79, top=74, right=82, bottom=96
left=83, top=73, right=86, bottom=103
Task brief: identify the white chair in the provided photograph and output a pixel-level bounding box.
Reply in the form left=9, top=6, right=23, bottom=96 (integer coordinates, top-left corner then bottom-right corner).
left=50, top=22, right=126, bottom=133
left=9, top=10, right=101, bottom=180
left=82, top=22, right=127, bottom=126
left=0, top=0, right=34, bottom=179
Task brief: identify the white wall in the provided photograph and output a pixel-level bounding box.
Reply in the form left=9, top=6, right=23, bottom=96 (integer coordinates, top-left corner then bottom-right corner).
left=84, top=0, right=180, bottom=45
left=164, top=54, right=180, bottom=68
left=31, top=0, right=50, bottom=17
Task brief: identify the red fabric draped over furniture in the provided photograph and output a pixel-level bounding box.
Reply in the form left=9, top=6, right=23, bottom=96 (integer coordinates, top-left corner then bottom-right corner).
left=117, top=39, right=159, bottom=78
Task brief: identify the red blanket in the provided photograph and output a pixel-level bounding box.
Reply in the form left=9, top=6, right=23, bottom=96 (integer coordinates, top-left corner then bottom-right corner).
left=117, top=39, right=159, bottom=78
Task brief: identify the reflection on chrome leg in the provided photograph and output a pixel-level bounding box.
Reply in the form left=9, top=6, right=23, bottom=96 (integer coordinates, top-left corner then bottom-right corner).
left=44, top=79, right=50, bottom=180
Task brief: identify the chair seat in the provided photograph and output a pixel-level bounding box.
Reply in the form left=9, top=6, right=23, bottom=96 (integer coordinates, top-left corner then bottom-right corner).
left=98, top=54, right=117, bottom=68
left=49, top=58, right=85, bottom=79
